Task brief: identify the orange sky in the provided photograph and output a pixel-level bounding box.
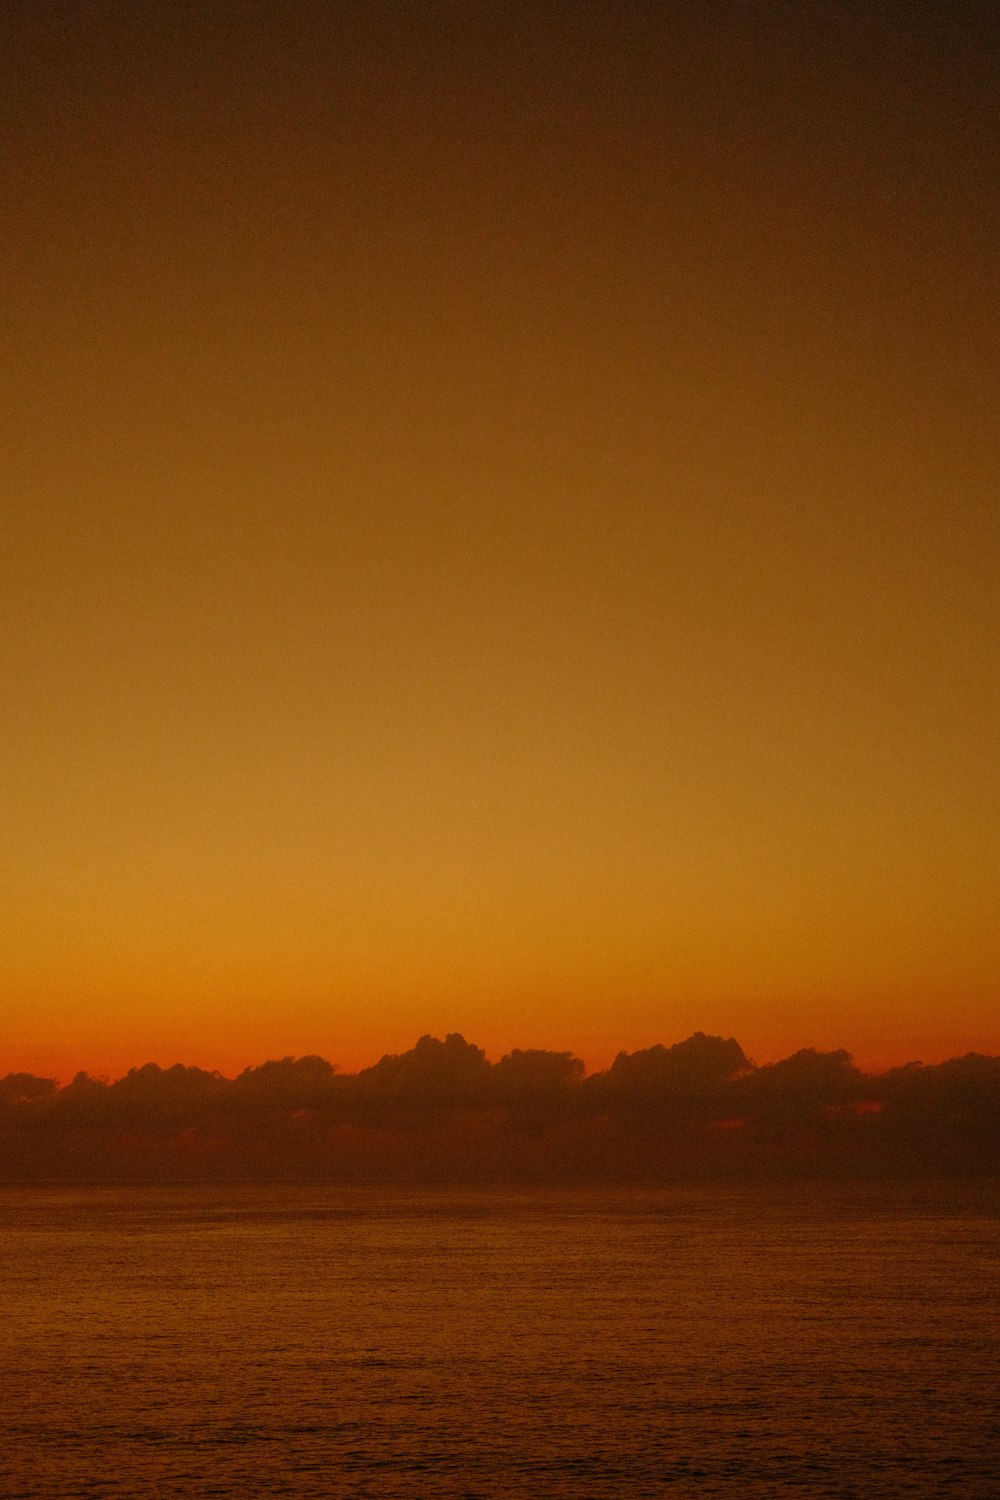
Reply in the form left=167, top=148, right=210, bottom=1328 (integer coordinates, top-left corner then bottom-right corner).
left=3, top=1, right=997, bottom=1083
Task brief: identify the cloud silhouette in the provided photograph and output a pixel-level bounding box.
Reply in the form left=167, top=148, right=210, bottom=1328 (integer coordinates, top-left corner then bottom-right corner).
left=0, top=1072, right=57, bottom=1107
left=600, top=1032, right=751, bottom=1107
left=495, top=1047, right=583, bottom=1089
left=875, top=1053, right=1000, bottom=1174
left=230, top=1055, right=340, bottom=1111
left=107, top=1063, right=227, bottom=1125
left=352, top=1033, right=492, bottom=1115
left=733, top=1048, right=866, bottom=1116
left=2, top=1034, right=999, bottom=1182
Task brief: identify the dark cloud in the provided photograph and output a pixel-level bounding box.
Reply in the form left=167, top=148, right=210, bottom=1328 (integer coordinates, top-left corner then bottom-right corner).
left=875, top=1054, right=1000, bottom=1174
left=362, top=1032, right=490, bottom=1088
left=600, top=1033, right=752, bottom=1105
left=0, top=1072, right=57, bottom=1106
left=734, top=1048, right=867, bottom=1115
left=493, top=1048, right=585, bottom=1100
left=230, top=1055, right=340, bottom=1111
left=108, top=1063, right=227, bottom=1124
left=2, top=1036, right=999, bottom=1182
left=352, top=1034, right=492, bottom=1116
left=50, top=1071, right=114, bottom=1126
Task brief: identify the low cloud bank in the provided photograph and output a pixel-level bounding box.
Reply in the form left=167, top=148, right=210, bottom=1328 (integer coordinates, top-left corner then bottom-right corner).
left=2, top=1033, right=999, bottom=1181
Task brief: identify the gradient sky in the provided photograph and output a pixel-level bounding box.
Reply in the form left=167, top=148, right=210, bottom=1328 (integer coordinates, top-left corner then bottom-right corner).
left=3, top=0, right=997, bottom=1081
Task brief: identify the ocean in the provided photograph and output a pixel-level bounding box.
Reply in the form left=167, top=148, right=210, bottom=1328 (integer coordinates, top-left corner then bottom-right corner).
left=2, top=1182, right=998, bottom=1497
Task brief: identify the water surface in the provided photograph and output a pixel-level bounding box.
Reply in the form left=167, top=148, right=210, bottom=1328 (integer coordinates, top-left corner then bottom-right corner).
left=2, top=1182, right=998, bottom=1496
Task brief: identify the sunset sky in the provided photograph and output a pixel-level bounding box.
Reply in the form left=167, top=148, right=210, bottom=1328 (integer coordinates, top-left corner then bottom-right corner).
left=3, top=0, right=997, bottom=1082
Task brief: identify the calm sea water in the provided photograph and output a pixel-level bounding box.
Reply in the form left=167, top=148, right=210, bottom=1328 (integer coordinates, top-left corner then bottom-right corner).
left=2, top=1182, right=998, bottom=1497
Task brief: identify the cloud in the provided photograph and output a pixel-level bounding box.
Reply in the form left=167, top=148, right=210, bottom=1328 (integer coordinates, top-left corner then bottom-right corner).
left=353, top=1033, right=492, bottom=1112
left=108, top=1063, right=227, bottom=1124
left=2, top=1035, right=999, bottom=1182
left=230, top=1055, right=340, bottom=1111
left=599, top=1032, right=752, bottom=1106
left=492, top=1048, right=585, bottom=1103
left=0, top=1072, right=57, bottom=1107
left=734, top=1048, right=867, bottom=1115
left=875, top=1054, right=1000, bottom=1173
left=495, top=1047, right=584, bottom=1085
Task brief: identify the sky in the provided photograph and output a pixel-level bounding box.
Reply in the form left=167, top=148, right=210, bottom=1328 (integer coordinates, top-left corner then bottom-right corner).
left=3, top=0, right=998, bottom=1082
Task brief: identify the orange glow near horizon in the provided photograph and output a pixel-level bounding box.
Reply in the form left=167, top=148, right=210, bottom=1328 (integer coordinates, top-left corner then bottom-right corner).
left=3, top=4, right=997, bottom=1087
left=7, top=967, right=999, bottom=1088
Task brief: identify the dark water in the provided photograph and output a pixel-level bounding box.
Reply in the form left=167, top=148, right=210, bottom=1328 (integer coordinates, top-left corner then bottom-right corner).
left=2, top=1183, right=998, bottom=1497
